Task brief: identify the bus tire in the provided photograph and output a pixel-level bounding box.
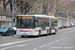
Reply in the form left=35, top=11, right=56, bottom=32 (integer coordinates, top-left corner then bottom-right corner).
left=21, top=35, right=24, bottom=38
left=39, top=30, right=41, bottom=37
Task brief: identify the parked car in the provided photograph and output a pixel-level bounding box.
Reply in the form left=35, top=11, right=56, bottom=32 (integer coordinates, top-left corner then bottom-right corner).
left=58, top=24, right=61, bottom=29
left=71, top=22, right=74, bottom=27
left=58, top=24, right=63, bottom=29
left=74, top=23, right=75, bottom=26
left=63, top=24, right=67, bottom=28
left=0, top=25, right=14, bottom=36
left=66, top=22, right=71, bottom=27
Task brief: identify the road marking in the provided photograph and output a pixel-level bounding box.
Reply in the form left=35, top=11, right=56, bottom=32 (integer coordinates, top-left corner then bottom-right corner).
left=64, top=47, right=73, bottom=49
left=61, top=35, right=65, bottom=36
left=0, top=36, right=48, bottom=47
left=61, top=30, right=75, bottom=34
left=0, top=28, right=71, bottom=47
left=60, top=37, right=67, bottom=41
left=0, top=34, right=60, bottom=47
left=64, top=37, right=67, bottom=39
left=38, top=36, right=69, bottom=49
left=0, top=39, right=36, bottom=47
left=59, top=28, right=75, bottom=32
left=34, top=48, right=37, bottom=50
left=16, top=44, right=27, bottom=47
left=17, top=39, right=20, bottom=40
left=55, top=35, right=65, bottom=37
left=50, top=47, right=73, bottom=49
left=0, top=44, right=27, bottom=50
left=55, top=40, right=59, bottom=42
left=60, top=38, right=64, bottom=40
left=39, top=44, right=47, bottom=48
left=50, top=47, right=63, bottom=49
left=49, top=42, right=54, bottom=45
left=37, top=36, right=68, bottom=49
left=1, top=37, right=12, bottom=39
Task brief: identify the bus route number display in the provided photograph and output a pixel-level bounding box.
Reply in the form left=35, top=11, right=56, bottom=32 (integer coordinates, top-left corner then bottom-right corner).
left=18, top=16, right=33, bottom=19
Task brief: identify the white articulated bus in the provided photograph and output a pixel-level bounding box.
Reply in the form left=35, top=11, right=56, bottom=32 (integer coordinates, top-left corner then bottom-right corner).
left=16, top=15, right=58, bottom=37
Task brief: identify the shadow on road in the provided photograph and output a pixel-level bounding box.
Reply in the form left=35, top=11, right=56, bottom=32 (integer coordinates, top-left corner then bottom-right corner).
left=18, top=34, right=55, bottom=38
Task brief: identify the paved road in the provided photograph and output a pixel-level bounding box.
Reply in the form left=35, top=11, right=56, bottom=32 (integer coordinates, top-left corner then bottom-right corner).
left=0, top=27, right=75, bottom=50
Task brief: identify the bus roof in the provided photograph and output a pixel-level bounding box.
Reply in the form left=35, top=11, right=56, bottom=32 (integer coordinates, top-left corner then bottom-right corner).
left=17, top=15, right=57, bottom=19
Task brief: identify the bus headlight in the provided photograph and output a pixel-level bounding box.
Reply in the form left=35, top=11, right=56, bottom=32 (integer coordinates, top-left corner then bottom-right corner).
left=17, top=30, right=19, bottom=33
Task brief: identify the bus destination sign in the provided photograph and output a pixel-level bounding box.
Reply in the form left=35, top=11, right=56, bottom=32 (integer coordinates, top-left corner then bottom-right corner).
left=18, top=16, right=33, bottom=19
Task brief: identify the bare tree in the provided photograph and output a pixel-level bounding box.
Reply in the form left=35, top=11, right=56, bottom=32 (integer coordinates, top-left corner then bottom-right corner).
left=15, top=0, right=36, bottom=14
left=3, top=0, right=12, bottom=11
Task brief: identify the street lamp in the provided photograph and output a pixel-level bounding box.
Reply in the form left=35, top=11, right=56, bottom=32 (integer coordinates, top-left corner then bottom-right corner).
left=63, top=0, right=66, bottom=23
left=54, top=0, right=56, bottom=16
left=11, top=0, right=14, bottom=28
left=71, top=0, right=75, bottom=22
left=41, top=0, right=42, bottom=14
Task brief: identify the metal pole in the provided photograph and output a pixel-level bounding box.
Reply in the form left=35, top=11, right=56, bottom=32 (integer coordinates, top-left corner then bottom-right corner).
left=50, top=0, right=52, bottom=16
left=71, top=0, right=74, bottom=22
left=63, top=0, right=66, bottom=23
left=1, top=9, right=2, bottom=17
left=12, top=0, right=14, bottom=28
left=54, top=0, right=56, bottom=16
left=47, top=0, right=49, bottom=15
left=41, top=0, right=42, bottom=14
left=49, top=18, right=51, bottom=34
left=35, top=2, right=37, bottom=14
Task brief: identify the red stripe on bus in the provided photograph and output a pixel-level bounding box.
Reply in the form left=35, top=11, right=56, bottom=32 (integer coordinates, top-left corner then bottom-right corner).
left=19, top=30, right=32, bottom=32
left=35, top=30, right=39, bottom=32
left=46, top=29, right=49, bottom=31
left=46, top=29, right=47, bottom=31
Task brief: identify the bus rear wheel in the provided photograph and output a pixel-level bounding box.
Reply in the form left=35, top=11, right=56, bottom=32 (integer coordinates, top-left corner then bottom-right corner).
left=54, top=30, right=56, bottom=34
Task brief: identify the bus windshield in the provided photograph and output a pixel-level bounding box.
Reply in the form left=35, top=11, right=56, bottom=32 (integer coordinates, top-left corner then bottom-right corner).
left=16, top=16, right=35, bottom=28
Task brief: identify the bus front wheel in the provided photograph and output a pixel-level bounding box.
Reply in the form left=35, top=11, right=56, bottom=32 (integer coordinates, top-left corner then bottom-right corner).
left=39, top=30, right=41, bottom=37
left=21, top=35, right=24, bottom=38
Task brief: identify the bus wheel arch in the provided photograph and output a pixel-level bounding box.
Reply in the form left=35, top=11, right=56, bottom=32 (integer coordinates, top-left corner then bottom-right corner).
left=54, top=29, right=56, bottom=34
left=47, top=29, right=49, bottom=36
left=39, top=30, right=41, bottom=37
left=21, top=35, right=25, bottom=38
